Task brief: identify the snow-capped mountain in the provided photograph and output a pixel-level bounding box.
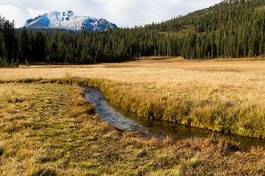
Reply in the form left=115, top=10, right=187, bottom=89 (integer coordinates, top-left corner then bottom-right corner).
left=25, top=10, right=118, bottom=32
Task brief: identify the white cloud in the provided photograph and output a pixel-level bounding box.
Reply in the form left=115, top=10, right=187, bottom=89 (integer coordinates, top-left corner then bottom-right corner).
left=0, top=0, right=222, bottom=28
left=27, top=8, right=46, bottom=18
left=0, top=4, right=25, bottom=26
left=0, top=4, right=47, bottom=27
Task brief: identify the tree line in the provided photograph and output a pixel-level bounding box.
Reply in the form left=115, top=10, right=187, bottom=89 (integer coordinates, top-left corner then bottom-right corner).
left=1, top=0, right=265, bottom=66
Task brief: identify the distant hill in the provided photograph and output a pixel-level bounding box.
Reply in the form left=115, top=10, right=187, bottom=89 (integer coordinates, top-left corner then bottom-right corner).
left=24, top=10, right=118, bottom=32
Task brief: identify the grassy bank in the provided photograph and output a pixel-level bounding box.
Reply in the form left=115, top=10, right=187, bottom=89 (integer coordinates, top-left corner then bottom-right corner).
left=1, top=83, right=265, bottom=175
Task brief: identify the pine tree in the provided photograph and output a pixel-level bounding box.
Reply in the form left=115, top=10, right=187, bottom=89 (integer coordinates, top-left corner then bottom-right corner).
left=19, top=28, right=30, bottom=63
left=32, top=32, right=47, bottom=62
left=2, top=20, right=17, bottom=62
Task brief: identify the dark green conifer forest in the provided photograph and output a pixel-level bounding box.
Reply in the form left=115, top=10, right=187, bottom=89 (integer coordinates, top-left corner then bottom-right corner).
left=1, top=0, right=265, bottom=66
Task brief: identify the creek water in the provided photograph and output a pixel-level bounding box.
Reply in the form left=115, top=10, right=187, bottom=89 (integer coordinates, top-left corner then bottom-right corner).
left=85, top=87, right=265, bottom=148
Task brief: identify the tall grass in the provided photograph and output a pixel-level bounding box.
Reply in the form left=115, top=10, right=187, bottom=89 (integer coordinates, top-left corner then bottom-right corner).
left=1, top=59, right=265, bottom=138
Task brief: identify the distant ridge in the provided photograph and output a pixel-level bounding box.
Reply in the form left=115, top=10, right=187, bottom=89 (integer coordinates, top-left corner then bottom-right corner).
left=25, top=10, right=118, bottom=32
left=222, top=0, right=252, bottom=4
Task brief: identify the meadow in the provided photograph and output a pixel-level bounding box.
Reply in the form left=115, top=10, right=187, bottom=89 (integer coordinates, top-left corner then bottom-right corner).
left=1, top=58, right=265, bottom=175
left=1, top=58, right=265, bottom=138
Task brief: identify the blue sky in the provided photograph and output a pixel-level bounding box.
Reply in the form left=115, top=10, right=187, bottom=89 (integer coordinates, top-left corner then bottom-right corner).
left=0, top=0, right=221, bottom=28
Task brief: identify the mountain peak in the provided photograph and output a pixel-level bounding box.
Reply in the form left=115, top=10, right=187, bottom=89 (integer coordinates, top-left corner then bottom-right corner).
left=25, top=10, right=118, bottom=32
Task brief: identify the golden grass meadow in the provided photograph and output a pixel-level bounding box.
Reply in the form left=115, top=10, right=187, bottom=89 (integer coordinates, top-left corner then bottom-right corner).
left=1, top=58, right=265, bottom=175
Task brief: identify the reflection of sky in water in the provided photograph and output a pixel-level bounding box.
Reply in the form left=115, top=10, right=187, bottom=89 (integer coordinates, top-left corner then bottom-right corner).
left=85, top=87, right=150, bottom=136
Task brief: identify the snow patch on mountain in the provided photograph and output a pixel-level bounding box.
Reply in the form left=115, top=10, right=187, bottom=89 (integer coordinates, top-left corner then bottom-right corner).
left=25, top=10, right=118, bottom=32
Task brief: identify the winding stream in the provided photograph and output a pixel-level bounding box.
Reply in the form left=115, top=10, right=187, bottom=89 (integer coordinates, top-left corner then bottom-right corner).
left=85, top=87, right=265, bottom=148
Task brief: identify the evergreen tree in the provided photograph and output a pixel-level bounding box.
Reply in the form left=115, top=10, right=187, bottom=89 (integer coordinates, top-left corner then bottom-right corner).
left=19, top=27, right=30, bottom=63
left=32, top=32, right=47, bottom=62
left=2, top=20, right=17, bottom=62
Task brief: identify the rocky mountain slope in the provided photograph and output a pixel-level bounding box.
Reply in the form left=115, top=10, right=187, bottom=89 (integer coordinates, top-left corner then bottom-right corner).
left=25, top=10, right=118, bottom=32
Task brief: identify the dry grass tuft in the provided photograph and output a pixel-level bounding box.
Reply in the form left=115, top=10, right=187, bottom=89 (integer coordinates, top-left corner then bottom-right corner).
left=30, top=168, right=57, bottom=176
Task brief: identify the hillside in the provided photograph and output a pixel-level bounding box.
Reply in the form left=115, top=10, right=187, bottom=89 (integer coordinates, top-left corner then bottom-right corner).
left=1, top=0, right=265, bottom=65
left=142, top=0, right=265, bottom=58
left=145, top=0, right=252, bottom=32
